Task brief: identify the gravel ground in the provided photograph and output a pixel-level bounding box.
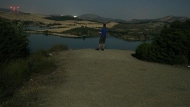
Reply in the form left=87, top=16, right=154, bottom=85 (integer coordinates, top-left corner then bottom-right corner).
left=2, top=49, right=190, bottom=107
left=44, top=49, right=190, bottom=107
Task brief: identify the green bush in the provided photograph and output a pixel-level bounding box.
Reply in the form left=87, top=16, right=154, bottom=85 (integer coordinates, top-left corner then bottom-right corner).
left=0, top=18, right=29, bottom=65
left=0, top=17, right=30, bottom=101
left=136, top=43, right=151, bottom=60
left=135, top=20, right=190, bottom=65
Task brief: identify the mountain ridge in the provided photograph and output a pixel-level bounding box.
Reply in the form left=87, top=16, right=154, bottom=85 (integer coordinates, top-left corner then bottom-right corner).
left=78, top=14, right=126, bottom=22
left=78, top=14, right=189, bottom=23
left=0, top=8, right=189, bottom=23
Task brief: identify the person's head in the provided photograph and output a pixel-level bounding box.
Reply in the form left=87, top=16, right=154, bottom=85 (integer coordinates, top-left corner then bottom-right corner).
left=103, top=23, right=106, bottom=27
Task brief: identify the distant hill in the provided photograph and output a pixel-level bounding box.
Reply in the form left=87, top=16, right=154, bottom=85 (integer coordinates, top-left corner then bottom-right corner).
left=0, top=7, right=189, bottom=23
left=78, top=14, right=126, bottom=23
left=0, top=8, right=10, bottom=12
left=79, top=14, right=189, bottom=23
left=79, top=14, right=101, bottom=19
left=45, top=15, right=82, bottom=21
left=157, top=15, right=189, bottom=22
left=127, top=16, right=189, bottom=23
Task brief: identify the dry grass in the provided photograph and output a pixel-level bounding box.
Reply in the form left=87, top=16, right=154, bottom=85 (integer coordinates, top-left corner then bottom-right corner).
left=0, top=12, right=53, bottom=24
left=0, top=71, right=65, bottom=107
left=0, top=12, right=118, bottom=37
left=0, top=49, right=66, bottom=107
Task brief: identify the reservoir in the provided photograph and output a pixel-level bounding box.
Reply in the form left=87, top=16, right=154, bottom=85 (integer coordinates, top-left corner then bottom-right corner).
left=28, top=34, right=148, bottom=52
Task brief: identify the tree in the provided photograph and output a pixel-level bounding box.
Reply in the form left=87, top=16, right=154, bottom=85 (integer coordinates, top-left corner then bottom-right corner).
left=136, top=20, right=190, bottom=65
left=0, top=18, right=29, bottom=65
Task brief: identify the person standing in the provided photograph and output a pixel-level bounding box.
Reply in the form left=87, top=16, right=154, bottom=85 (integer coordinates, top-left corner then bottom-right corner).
left=95, top=24, right=107, bottom=51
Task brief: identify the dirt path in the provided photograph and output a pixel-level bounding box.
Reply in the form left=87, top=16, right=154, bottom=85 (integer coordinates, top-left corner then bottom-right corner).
left=38, top=49, right=190, bottom=107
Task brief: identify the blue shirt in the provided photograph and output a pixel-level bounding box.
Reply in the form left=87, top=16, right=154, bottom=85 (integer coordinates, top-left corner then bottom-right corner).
left=100, top=27, right=107, bottom=38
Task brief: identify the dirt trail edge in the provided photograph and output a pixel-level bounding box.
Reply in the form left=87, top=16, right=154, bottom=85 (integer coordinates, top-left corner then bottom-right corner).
left=45, top=49, right=190, bottom=107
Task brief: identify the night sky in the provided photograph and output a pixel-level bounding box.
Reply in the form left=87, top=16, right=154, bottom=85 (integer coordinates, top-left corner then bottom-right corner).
left=1, top=0, right=190, bottom=20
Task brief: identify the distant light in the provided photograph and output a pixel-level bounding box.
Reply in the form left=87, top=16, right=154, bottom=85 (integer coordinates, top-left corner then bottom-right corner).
left=74, top=16, right=77, bottom=18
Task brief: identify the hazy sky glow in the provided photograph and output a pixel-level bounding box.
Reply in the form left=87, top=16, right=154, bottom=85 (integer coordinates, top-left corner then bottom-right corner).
left=1, top=0, right=190, bottom=20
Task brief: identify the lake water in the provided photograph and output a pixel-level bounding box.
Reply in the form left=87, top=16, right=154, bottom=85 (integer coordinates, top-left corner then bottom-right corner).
left=28, top=34, right=147, bottom=52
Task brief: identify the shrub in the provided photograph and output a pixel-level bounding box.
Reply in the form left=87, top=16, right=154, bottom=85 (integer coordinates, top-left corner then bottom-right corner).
left=0, top=59, right=29, bottom=101
left=135, top=20, right=190, bottom=65
left=0, top=17, right=29, bottom=102
left=49, top=44, right=68, bottom=52
left=0, top=49, right=56, bottom=103
left=0, top=18, right=61, bottom=103
left=0, top=18, right=29, bottom=65
left=136, top=43, right=152, bottom=60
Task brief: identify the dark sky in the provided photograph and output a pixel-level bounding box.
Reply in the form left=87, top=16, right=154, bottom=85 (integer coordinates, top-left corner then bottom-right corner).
left=1, top=0, right=190, bottom=20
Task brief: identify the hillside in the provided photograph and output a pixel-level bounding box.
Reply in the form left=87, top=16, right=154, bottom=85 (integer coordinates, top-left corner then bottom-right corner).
left=0, top=11, right=164, bottom=40
left=1, top=9, right=189, bottom=41
left=0, top=12, right=118, bottom=38
left=126, top=16, right=189, bottom=23
left=158, top=15, right=189, bottom=22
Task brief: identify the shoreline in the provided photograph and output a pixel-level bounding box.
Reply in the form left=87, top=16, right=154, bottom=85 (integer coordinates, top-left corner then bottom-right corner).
left=26, top=31, right=100, bottom=38
left=26, top=31, right=80, bottom=38
left=26, top=30, right=150, bottom=41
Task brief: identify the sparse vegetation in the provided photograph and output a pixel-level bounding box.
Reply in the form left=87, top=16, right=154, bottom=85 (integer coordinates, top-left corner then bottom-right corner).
left=108, top=28, right=129, bottom=38
left=0, top=17, right=68, bottom=104
left=27, top=49, right=55, bottom=74
left=62, top=27, right=100, bottom=36
left=110, top=22, right=165, bottom=40
left=23, top=21, right=35, bottom=25
left=0, top=49, right=56, bottom=105
left=45, top=16, right=82, bottom=21
left=0, top=47, right=67, bottom=104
